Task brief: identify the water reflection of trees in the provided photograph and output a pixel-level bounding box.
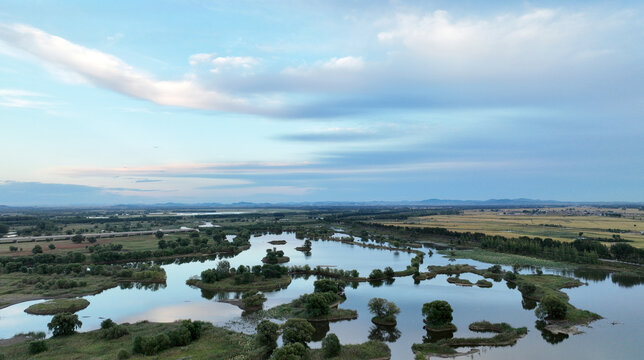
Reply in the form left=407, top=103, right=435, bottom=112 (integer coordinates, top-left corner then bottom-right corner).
left=369, top=324, right=401, bottom=342
left=422, top=329, right=454, bottom=343
left=535, top=320, right=569, bottom=344
left=119, top=282, right=166, bottom=291
left=311, top=321, right=330, bottom=342
left=521, top=297, right=537, bottom=310
left=611, top=272, right=644, bottom=288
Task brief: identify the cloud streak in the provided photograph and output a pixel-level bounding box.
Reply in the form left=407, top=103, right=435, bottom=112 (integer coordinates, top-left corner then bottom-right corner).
left=0, top=23, right=273, bottom=115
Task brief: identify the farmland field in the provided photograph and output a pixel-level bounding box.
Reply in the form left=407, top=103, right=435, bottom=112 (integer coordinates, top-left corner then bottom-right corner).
left=383, top=207, right=644, bottom=248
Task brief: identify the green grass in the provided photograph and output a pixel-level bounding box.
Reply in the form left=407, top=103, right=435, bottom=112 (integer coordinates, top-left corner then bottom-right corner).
left=439, top=248, right=575, bottom=268
left=24, top=298, right=89, bottom=315
left=516, top=274, right=601, bottom=325
left=0, top=321, right=269, bottom=360
left=260, top=295, right=358, bottom=322
left=186, top=275, right=292, bottom=292
left=310, top=340, right=390, bottom=360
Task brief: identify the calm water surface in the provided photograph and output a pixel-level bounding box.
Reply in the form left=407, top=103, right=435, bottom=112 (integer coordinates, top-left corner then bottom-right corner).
left=0, top=233, right=641, bottom=359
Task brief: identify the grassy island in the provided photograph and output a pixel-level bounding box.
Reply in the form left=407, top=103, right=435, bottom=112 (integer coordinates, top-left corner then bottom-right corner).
left=413, top=321, right=527, bottom=358
left=24, top=298, right=89, bottom=315
left=310, top=340, right=390, bottom=360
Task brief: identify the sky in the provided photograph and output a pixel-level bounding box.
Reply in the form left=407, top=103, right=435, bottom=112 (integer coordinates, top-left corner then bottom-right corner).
left=0, top=0, right=643, bottom=206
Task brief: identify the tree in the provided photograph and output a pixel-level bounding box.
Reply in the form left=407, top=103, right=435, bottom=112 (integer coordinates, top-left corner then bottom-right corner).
left=158, top=239, right=167, bottom=249
left=32, top=245, right=43, bottom=254
left=256, top=320, right=279, bottom=350
left=383, top=266, right=395, bottom=278
left=0, top=224, right=9, bottom=236
left=321, top=333, right=341, bottom=358
left=369, top=269, right=384, bottom=280
left=242, top=291, right=267, bottom=309
left=48, top=313, right=82, bottom=336
left=28, top=340, right=48, bottom=354
left=282, top=319, right=314, bottom=346
left=71, top=234, right=85, bottom=243
left=535, top=295, right=567, bottom=320
left=519, top=283, right=536, bottom=295
left=305, top=292, right=331, bottom=317
left=155, top=230, right=164, bottom=239
left=314, top=279, right=341, bottom=294
left=368, top=297, right=400, bottom=324
left=48, top=243, right=56, bottom=250
left=422, top=300, right=453, bottom=326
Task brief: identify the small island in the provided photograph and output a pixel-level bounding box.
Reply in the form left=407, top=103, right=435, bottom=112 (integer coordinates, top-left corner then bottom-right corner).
left=25, top=298, right=90, bottom=315
left=186, top=260, right=291, bottom=292
left=261, top=248, right=290, bottom=264
left=368, top=297, right=400, bottom=326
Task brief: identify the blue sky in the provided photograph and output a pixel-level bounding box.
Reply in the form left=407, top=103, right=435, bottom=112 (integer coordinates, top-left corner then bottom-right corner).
left=0, top=1, right=642, bottom=205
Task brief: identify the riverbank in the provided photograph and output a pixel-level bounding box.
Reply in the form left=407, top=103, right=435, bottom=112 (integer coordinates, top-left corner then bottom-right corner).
left=0, top=321, right=270, bottom=359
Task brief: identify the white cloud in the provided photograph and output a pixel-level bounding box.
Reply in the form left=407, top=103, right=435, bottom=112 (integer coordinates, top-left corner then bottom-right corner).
left=0, top=23, right=273, bottom=115
left=377, top=9, right=612, bottom=78
left=321, top=56, right=364, bottom=70
left=188, top=53, right=215, bottom=66
left=210, top=56, right=258, bottom=73
left=0, top=88, right=53, bottom=109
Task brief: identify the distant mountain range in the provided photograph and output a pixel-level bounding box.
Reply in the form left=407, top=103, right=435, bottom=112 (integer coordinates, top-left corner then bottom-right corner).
left=1, top=198, right=642, bottom=211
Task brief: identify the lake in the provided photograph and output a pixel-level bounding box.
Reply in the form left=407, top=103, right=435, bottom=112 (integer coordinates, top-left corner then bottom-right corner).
left=0, top=232, right=641, bottom=359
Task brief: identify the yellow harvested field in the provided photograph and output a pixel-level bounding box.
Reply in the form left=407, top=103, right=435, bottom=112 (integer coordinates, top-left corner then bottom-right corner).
left=384, top=208, right=644, bottom=248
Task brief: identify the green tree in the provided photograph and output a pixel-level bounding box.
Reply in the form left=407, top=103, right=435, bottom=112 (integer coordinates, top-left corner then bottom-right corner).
left=71, top=234, right=85, bottom=243
left=305, top=293, right=331, bottom=317
left=48, top=313, right=82, bottom=336
left=256, top=320, right=279, bottom=350
left=383, top=266, right=395, bottom=278
left=48, top=243, right=56, bottom=250
left=0, top=224, right=9, bottom=236
left=368, top=297, right=400, bottom=323
left=321, top=333, right=341, bottom=358
left=422, top=300, right=453, bottom=326
left=535, top=295, right=568, bottom=320
left=314, top=279, right=341, bottom=294
left=242, top=291, right=267, bottom=309
left=155, top=230, right=164, bottom=239
left=32, top=245, right=43, bottom=254
left=282, top=319, right=314, bottom=346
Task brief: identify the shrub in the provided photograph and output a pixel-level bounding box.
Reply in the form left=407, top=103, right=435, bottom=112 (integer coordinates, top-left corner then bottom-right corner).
left=32, top=245, right=43, bottom=254
left=504, top=272, right=517, bottom=281
left=488, top=264, right=502, bottom=273
left=282, top=318, right=314, bottom=345
left=101, top=318, right=116, bottom=329
left=535, top=295, right=568, bottom=320
left=48, top=243, right=56, bottom=250
left=48, top=313, right=82, bottom=336
left=256, top=320, right=279, bottom=350
left=241, top=291, right=266, bottom=309
left=103, top=325, right=129, bottom=339
left=305, top=292, right=331, bottom=317
left=270, top=342, right=309, bottom=360
left=117, top=349, right=130, bottom=359
left=519, top=283, right=536, bottom=295
left=422, top=300, right=453, bottom=326
left=321, top=333, right=341, bottom=358
left=28, top=340, right=48, bottom=354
